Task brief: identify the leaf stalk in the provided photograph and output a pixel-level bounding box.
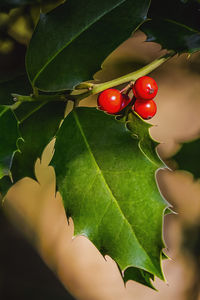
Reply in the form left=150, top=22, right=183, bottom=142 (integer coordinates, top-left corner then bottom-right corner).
left=11, top=53, right=173, bottom=107
left=74, top=52, right=173, bottom=101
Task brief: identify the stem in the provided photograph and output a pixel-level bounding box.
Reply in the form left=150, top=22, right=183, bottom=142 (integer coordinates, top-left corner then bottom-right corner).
left=12, top=93, right=66, bottom=103
left=12, top=53, right=173, bottom=107
left=33, top=87, right=39, bottom=97
left=74, top=53, right=172, bottom=101
left=10, top=101, right=22, bottom=110
left=120, top=81, right=134, bottom=94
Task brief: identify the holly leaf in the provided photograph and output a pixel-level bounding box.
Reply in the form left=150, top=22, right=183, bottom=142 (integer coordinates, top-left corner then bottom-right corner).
left=0, top=67, right=66, bottom=198
left=147, top=0, right=200, bottom=31
left=12, top=101, right=65, bottom=181
left=141, top=0, right=200, bottom=53
left=173, top=138, right=200, bottom=179
left=141, top=19, right=200, bottom=54
left=0, top=106, right=20, bottom=180
left=26, top=0, right=150, bottom=92
left=52, top=107, right=169, bottom=287
left=0, top=101, right=65, bottom=198
left=124, top=268, right=155, bottom=289
left=124, top=111, right=162, bottom=167
left=0, top=72, right=30, bottom=197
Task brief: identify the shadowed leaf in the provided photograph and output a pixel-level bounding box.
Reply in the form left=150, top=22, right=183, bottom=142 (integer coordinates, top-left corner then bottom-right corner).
left=26, top=0, right=150, bottom=91
left=0, top=106, right=20, bottom=179
left=0, top=74, right=32, bottom=106
left=141, top=0, right=200, bottom=53
left=173, top=138, right=200, bottom=179
left=0, top=101, right=65, bottom=198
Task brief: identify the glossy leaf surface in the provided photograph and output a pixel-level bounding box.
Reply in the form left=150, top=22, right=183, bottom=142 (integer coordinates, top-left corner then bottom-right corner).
left=26, top=0, right=150, bottom=91
left=52, top=107, right=168, bottom=286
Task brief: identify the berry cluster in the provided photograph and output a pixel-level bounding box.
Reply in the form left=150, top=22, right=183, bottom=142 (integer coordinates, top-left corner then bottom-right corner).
left=97, top=76, right=158, bottom=120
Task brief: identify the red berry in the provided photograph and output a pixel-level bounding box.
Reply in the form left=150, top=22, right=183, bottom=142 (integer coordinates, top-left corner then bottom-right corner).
left=97, top=88, right=123, bottom=114
left=134, top=99, right=157, bottom=119
left=120, top=94, right=131, bottom=110
left=133, top=76, right=158, bottom=100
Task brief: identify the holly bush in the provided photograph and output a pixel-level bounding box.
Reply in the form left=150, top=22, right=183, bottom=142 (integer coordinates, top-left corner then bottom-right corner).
left=1, top=0, right=200, bottom=292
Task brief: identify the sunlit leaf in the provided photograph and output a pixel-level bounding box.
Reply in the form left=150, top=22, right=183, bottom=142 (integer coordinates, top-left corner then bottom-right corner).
left=52, top=107, right=168, bottom=287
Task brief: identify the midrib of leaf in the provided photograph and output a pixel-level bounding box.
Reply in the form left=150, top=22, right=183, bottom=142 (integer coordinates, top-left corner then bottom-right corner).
left=73, top=109, right=159, bottom=274
left=31, top=0, right=127, bottom=85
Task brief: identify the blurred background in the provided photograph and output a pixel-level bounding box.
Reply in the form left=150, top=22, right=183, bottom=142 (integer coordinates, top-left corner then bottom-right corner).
left=1, top=3, right=200, bottom=300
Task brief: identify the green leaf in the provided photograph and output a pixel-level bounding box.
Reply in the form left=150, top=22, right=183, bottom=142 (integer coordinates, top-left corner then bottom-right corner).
left=141, top=0, right=200, bottom=53
left=0, top=101, right=65, bottom=197
left=0, top=69, right=65, bottom=197
left=148, top=0, right=200, bottom=31
left=52, top=107, right=169, bottom=287
left=0, top=74, right=32, bottom=106
left=26, top=0, right=150, bottom=92
left=12, top=101, right=65, bottom=180
left=124, top=111, right=162, bottom=167
left=173, top=138, right=200, bottom=179
left=124, top=268, right=156, bottom=289
left=0, top=66, right=66, bottom=198
left=0, top=105, right=20, bottom=179
left=141, top=19, right=200, bottom=54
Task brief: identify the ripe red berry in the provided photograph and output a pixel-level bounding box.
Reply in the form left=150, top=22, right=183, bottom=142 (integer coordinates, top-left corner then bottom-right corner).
left=97, top=88, right=123, bottom=114
left=133, top=76, right=158, bottom=100
left=120, top=94, right=131, bottom=110
left=134, top=99, right=157, bottom=119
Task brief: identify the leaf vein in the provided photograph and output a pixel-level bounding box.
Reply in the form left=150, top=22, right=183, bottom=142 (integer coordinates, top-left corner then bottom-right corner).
left=72, top=109, right=159, bottom=273
left=32, top=0, right=127, bottom=85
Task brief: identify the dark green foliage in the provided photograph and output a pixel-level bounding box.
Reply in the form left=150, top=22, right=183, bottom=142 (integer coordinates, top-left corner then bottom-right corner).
left=173, top=138, right=200, bottom=179
left=0, top=75, right=32, bottom=106
left=0, top=106, right=20, bottom=179
left=0, top=101, right=65, bottom=196
left=141, top=0, right=200, bottom=53
left=26, top=0, right=150, bottom=91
